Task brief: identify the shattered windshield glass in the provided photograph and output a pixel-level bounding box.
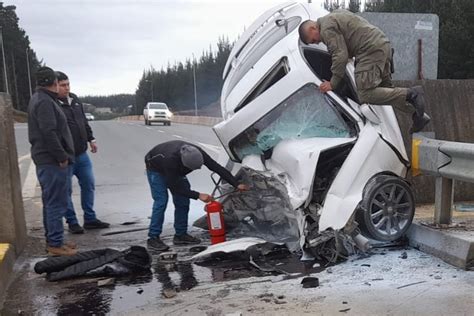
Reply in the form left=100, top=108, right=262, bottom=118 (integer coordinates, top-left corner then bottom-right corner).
left=230, top=84, right=352, bottom=160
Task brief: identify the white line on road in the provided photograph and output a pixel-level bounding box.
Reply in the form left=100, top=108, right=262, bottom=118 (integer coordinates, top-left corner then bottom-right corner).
left=173, top=135, right=184, bottom=139
left=157, top=130, right=165, bottom=133
left=146, top=127, right=153, bottom=130
left=22, top=161, right=37, bottom=199
left=18, top=154, right=31, bottom=163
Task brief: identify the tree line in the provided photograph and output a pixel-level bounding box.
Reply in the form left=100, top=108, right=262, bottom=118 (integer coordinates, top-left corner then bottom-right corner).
left=2, top=1, right=473, bottom=115
left=0, top=3, right=41, bottom=111
left=134, top=37, right=232, bottom=115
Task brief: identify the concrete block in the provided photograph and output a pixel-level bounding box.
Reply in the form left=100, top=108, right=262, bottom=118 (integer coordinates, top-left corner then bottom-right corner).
left=407, top=222, right=474, bottom=269
left=0, top=243, right=15, bottom=307
left=0, top=93, right=27, bottom=254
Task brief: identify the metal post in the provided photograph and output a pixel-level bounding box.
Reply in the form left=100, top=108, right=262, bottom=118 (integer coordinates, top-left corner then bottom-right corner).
left=0, top=27, right=9, bottom=94
left=192, top=53, right=198, bottom=116
left=434, top=177, right=454, bottom=225
left=25, top=48, right=32, bottom=97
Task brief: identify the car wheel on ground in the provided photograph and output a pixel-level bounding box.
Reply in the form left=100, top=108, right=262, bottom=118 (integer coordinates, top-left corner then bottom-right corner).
left=356, top=175, right=415, bottom=241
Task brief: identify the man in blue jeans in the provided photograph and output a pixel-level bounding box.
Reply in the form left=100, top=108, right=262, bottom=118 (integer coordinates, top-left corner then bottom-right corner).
left=28, top=67, right=77, bottom=256
left=56, top=71, right=110, bottom=233
left=145, top=141, right=249, bottom=251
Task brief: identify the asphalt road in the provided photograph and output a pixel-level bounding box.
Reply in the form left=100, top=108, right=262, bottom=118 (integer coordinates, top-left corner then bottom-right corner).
left=15, top=120, right=225, bottom=229
left=5, top=120, right=474, bottom=315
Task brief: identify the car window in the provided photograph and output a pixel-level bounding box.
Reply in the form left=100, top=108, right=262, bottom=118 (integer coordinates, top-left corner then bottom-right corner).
left=229, top=84, right=353, bottom=160
left=224, top=16, right=301, bottom=96
left=148, top=104, right=167, bottom=109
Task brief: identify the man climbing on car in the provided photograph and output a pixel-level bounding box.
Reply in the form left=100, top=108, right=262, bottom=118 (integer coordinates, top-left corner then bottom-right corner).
left=299, top=9, right=430, bottom=133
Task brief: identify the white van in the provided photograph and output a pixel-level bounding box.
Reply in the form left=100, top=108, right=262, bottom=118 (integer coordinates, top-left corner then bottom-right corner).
left=143, top=102, right=173, bottom=126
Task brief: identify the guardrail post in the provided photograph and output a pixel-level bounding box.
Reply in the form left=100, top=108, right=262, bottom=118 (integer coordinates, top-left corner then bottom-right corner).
left=434, top=177, right=454, bottom=225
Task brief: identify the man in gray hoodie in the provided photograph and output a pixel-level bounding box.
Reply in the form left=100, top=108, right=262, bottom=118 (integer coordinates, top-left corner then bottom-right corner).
left=28, top=66, right=77, bottom=256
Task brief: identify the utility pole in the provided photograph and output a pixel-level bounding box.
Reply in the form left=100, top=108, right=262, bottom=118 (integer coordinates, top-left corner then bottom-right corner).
left=145, top=78, right=154, bottom=102
left=0, top=27, right=9, bottom=94
left=192, top=53, right=198, bottom=116
left=25, top=48, right=32, bottom=97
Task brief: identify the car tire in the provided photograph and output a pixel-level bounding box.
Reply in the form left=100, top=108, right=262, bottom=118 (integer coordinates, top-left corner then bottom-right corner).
left=356, top=175, right=415, bottom=241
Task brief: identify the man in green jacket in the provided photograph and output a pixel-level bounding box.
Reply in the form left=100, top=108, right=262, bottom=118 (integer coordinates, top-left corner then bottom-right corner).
left=299, top=10, right=430, bottom=133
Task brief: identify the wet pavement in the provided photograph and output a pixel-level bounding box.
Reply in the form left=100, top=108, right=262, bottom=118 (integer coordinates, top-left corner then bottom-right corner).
left=3, top=227, right=327, bottom=315
left=6, top=121, right=474, bottom=315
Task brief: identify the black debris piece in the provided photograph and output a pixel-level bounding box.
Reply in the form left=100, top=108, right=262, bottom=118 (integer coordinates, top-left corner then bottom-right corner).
left=399, top=252, right=408, bottom=259
left=34, top=246, right=152, bottom=281
left=339, top=308, right=351, bottom=313
left=137, top=288, right=144, bottom=294
left=301, top=277, right=319, bottom=288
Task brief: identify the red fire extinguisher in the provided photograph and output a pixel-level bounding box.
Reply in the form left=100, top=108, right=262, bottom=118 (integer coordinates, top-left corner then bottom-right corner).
left=205, top=201, right=226, bottom=245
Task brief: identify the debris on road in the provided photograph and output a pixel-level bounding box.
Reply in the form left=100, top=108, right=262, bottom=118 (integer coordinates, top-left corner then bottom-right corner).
left=101, top=227, right=149, bottom=236
left=158, top=251, right=177, bottom=262
left=400, top=252, right=408, bottom=259
left=34, top=246, right=151, bottom=281
left=189, top=245, right=207, bottom=253
left=121, top=221, right=139, bottom=225
left=396, top=281, right=427, bottom=289
left=97, top=278, right=115, bottom=287
left=339, top=308, right=351, bottom=313
left=301, top=277, right=319, bottom=288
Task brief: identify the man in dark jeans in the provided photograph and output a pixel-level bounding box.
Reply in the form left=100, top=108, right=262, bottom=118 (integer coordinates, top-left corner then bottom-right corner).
left=56, top=71, right=110, bottom=233
left=28, top=67, right=77, bottom=256
left=145, top=140, right=249, bottom=251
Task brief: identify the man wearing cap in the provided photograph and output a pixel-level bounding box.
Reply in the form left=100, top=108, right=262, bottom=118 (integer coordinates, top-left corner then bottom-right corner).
left=144, top=140, right=249, bottom=251
left=27, top=67, right=77, bottom=256
left=298, top=10, right=430, bottom=133
left=56, top=71, right=110, bottom=234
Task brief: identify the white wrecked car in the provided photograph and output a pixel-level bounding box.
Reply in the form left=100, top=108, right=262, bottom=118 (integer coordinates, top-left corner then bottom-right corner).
left=199, top=2, right=415, bottom=260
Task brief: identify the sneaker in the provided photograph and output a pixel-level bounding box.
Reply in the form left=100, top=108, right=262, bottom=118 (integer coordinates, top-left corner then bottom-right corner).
left=173, top=234, right=201, bottom=245
left=84, top=219, right=110, bottom=229
left=147, top=237, right=170, bottom=251
left=68, top=223, right=84, bottom=234
left=47, top=245, right=78, bottom=256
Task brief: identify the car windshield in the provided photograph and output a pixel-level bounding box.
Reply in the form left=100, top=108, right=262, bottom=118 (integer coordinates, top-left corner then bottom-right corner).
left=229, top=84, right=353, bottom=160
left=149, top=104, right=167, bottom=109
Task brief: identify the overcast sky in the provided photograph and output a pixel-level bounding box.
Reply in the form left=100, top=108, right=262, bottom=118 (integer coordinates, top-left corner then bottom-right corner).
left=8, top=0, right=309, bottom=96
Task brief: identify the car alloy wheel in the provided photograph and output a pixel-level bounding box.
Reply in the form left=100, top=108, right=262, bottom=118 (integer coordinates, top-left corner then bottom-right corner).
left=357, top=175, right=415, bottom=241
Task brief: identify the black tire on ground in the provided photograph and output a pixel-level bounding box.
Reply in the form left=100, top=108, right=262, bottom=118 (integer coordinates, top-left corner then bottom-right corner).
left=356, top=175, right=415, bottom=241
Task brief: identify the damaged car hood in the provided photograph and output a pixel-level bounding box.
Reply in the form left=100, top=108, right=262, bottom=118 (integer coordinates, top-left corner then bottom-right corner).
left=242, top=137, right=356, bottom=209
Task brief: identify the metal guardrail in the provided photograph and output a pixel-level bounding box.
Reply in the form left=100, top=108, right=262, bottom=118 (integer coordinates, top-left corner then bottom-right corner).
left=412, top=133, right=474, bottom=224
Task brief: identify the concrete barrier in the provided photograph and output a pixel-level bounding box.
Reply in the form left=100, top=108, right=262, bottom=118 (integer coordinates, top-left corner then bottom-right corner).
left=0, top=93, right=27, bottom=303
left=117, top=114, right=223, bottom=127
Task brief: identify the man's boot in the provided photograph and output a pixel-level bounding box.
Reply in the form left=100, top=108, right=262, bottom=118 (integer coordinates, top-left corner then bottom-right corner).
left=406, top=86, right=425, bottom=117
left=47, top=245, right=78, bottom=256
left=407, top=86, right=430, bottom=133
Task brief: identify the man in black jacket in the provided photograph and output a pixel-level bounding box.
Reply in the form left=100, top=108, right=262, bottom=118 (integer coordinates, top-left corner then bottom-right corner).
left=56, top=71, right=110, bottom=234
left=145, top=141, right=249, bottom=251
left=28, top=67, right=77, bottom=256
